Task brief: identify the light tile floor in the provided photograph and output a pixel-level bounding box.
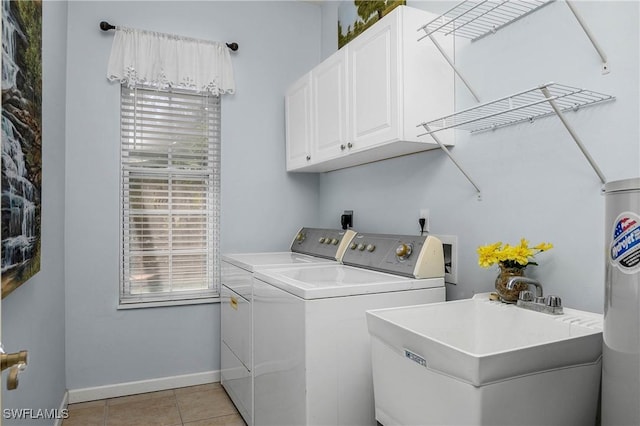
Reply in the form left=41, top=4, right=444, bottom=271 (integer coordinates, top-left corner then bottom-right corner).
left=63, top=383, right=245, bottom=426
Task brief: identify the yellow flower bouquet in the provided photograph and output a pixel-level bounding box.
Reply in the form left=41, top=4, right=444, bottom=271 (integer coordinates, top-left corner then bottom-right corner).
left=477, top=238, right=553, bottom=269
left=478, top=238, right=553, bottom=302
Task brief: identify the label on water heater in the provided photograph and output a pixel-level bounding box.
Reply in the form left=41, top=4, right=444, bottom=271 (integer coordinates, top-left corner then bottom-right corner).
left=610, top=212, right=640, bottom=274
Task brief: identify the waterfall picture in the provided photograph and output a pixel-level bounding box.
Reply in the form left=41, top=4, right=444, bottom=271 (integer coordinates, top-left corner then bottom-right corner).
left=1, top=0, right=42, bottom=298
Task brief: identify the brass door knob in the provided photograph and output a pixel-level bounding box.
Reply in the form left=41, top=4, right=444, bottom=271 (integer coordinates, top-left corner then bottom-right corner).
left=7, top=362, right=26, bottom=390
left=1, top=350, right=28, bottom=372
left=0, top=348, right=28, bottom=391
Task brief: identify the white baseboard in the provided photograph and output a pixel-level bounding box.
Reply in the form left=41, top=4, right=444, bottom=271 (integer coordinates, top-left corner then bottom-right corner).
left=53, top=391, right=69, bottom=426
left=67, top=370, right=220, bottom=404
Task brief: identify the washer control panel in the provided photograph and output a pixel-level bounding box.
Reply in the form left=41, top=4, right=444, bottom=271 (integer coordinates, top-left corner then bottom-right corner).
left=291, top=228, right=356, bottom=261
left=342, top=233, right=444, bottom=279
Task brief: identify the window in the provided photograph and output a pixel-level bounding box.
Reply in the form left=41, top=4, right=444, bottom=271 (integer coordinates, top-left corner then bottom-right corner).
left=119, top=86, right=220, bottom=307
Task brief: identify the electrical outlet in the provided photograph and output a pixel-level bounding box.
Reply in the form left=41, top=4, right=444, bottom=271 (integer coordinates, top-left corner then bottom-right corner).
left=341, top=210, right=353, bottom=230
left=419, top=208, right=430, bottom=232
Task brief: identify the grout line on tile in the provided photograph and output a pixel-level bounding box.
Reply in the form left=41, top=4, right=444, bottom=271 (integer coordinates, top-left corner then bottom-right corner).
left=174, top=390, right=185, bottom=425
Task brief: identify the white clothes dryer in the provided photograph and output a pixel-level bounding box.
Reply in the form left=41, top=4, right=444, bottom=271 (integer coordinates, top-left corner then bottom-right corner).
left=252, top=233, right=446, bottom=426
left=220, top=228, right=356, bottom=426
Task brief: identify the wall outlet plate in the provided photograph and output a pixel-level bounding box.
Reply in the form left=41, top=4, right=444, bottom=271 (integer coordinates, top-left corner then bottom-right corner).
left=341, top=210, right=353, bottom=229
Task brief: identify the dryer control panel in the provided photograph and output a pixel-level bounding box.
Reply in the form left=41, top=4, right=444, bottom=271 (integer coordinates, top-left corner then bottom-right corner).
left=342, top=233, right=444, bottom=279
left=290, top=228, right=356, bottom=261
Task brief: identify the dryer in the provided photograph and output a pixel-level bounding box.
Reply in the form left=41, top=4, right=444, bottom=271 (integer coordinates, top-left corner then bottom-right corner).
left=252, top=232, right=446, bottom=426
left=220, top=227, right=356, bottom=426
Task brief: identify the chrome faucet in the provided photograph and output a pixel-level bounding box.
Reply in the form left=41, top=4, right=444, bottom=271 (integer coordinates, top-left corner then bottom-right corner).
left=506, top=277, right=563, bottom=315
left=506, top=276, right=543, bottom=298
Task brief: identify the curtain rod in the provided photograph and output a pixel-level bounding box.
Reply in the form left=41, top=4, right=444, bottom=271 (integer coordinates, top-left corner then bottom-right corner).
left=99, top=21, right=239, bottom=52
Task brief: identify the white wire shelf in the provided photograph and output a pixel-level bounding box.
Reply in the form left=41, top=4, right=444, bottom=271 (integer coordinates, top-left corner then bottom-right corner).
left=418, top=0, right=555, bottom=42
left=417, top=83, right=615, bottom=195
left=417, top=83, right=615, bottom=136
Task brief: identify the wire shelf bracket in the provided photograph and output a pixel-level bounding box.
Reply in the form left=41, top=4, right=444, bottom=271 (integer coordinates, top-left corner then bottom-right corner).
left=422, top=123, right=483, bottom=200
left=417, top=82, right=615, bottom=192
left=565, top=0, right=609, bottom=74
left=425, top=33, right=482, bottom=103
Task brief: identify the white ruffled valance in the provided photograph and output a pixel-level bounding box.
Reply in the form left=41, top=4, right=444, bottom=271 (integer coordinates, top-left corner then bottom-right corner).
left=107, top=27, right=235, bottom=95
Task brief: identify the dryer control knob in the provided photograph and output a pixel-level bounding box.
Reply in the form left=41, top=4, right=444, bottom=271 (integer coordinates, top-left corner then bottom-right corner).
left=366, top=244, right=376, bottom=252
left=318, top=237, right=326, bottom=243
left=357, top=243, right=366, bottom=251
left=350, top=243, right=357, bottom=250
left=331, top=238, right=339, bottom=245
left=395, top=243, right=412, bottom=259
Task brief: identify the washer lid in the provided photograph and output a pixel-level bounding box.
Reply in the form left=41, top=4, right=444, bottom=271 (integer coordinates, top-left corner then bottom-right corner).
left=604, top=177, right=640, bottom=194
left=222, top=252, right=334, bottom=272
left=254, top=264, right=443, bottom=299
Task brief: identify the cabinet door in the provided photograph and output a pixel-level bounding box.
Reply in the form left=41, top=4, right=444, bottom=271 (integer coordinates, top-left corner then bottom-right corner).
left=285, top=73, right=313, bottom=171
left=348, top=12, right=399, bottom=151
left=312, top=50, right=348, bottom=163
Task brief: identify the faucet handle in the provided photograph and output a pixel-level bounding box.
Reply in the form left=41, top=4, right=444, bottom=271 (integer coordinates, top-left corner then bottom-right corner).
left=519, top=290, right=534, bottom=302
left=546, top=295, right=562, bottom=308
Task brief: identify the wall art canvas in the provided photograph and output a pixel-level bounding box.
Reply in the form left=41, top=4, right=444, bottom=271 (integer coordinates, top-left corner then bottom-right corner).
left=1, top=0, right=42, bottom=298
left=338, top=0, right=406, bottom=49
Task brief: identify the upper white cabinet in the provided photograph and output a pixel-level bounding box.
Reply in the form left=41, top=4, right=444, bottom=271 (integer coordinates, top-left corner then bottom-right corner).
left=285, top=6, right=454, bottom=173
left=348, top=12, right=399, bottom=151
left=285, top=73, right=313, bottom=170
left=312, top=49, right=348, bottom=165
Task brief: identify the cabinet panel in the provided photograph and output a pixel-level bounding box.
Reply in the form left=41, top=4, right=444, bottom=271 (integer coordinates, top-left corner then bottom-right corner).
left=284, top=6, right=453, bottom=173
left=285, top=74, right=312, bottom=170
left=349, top=13, right=399, bottom=150
left=313, top=50, right=348, bottom=163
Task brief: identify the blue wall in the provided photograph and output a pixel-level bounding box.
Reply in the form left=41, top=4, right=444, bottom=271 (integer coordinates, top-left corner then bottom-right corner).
left=64, top=1, right=321, bottom=391
left=317, top=1, right=639, bottom=313
left=4, top=0, right=637, bottom=413
left=1, top=1, right=68, bottom=422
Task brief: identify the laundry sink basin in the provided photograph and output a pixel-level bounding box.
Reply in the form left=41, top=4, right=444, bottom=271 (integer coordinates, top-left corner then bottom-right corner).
left=366, top=295, right=603, bottom=386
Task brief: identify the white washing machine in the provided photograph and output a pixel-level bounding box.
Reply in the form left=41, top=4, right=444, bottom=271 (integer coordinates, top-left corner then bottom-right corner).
left=220, top=228, right=356, bottom=426
left=252, top=233, right=446, bottom=426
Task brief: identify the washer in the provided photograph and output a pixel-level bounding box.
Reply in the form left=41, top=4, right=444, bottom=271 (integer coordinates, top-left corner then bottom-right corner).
left=221, top=227, right=356, bottom=426
left=252, top=233, right=446, bottom=426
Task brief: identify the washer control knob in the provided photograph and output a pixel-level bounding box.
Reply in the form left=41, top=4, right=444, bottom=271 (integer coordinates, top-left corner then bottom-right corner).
left=331, top=238, right=339, bottom=245
left=325, top=239, right=333, bottom=245
left=357, top=243, right=366, bottom=251
left=366, top=244, right=376, bottom=252
left=350, top=242, right=357, bottom=250
left=295, top=232, right=305, bottom=243
left=395, top=243, right=412, bottom=259
left=318, top=237, right=326, bottom=244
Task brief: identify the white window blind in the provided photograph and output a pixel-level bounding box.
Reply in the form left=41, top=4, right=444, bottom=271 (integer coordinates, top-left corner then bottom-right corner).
left=120, top=86, right=220, bottom=306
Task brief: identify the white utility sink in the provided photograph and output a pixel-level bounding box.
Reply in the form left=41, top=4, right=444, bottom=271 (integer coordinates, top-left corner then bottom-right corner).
left=366, top=295, right=603, bottom=426
left=366, top=295, right=602, bottom=386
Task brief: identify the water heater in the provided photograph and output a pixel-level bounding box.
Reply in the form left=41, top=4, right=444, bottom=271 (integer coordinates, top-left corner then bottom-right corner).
left=603, top=178, right=640, bottom=425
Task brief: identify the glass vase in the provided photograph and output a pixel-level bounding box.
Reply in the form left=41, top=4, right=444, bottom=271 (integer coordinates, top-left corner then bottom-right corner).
left=495, top=264, right=527, bottom=303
